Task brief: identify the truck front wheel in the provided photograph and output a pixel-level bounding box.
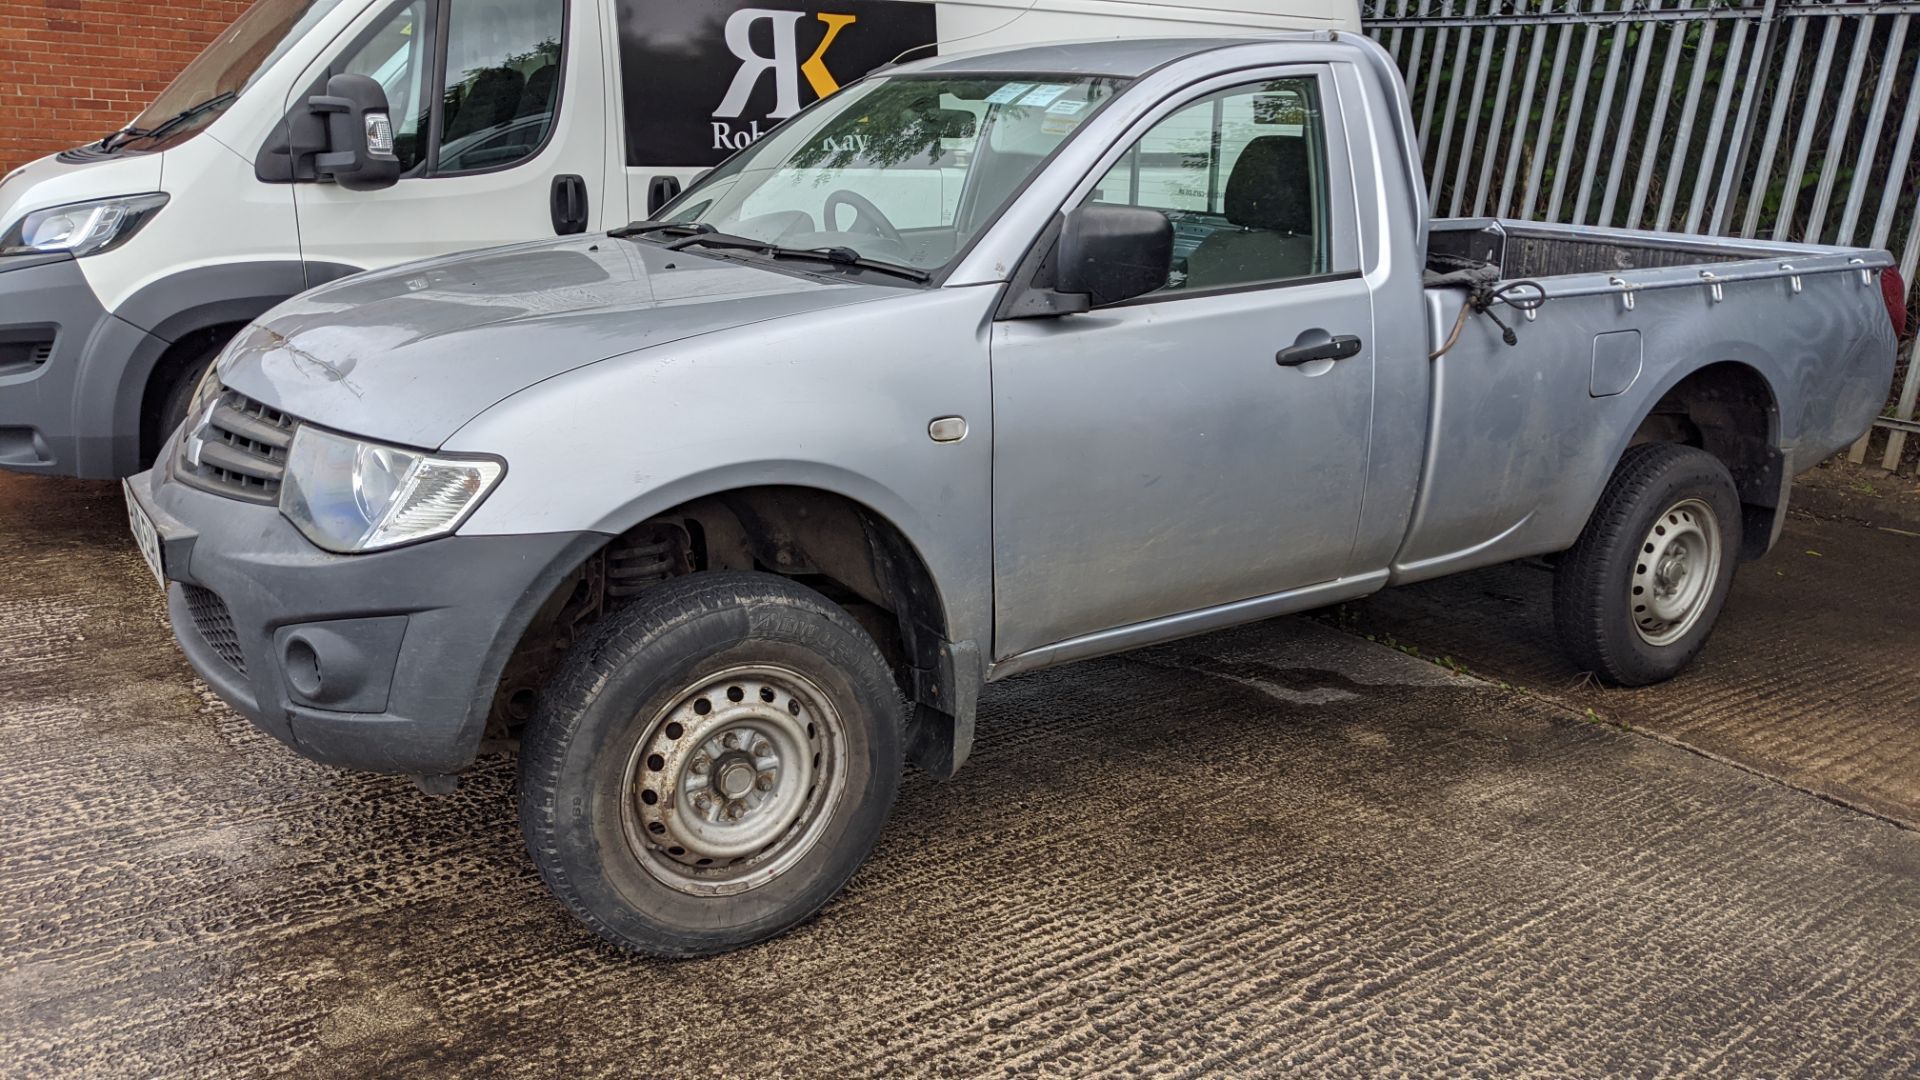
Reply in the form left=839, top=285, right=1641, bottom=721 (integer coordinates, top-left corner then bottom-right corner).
left=517, top=571, right=904, bottom=957
left=1553, top=444, right=1742, bottom=686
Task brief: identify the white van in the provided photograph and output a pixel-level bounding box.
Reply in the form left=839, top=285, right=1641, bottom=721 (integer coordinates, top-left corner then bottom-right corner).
left=0, top=0, right=1357, bottom=479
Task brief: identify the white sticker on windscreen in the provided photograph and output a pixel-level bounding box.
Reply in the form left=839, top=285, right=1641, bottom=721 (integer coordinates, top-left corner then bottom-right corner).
left=1019, top=84, right=1070, bottom=107
left=1046, top=98, right=1089, bottom=115
left=984, top=82, right=1037, bottom=105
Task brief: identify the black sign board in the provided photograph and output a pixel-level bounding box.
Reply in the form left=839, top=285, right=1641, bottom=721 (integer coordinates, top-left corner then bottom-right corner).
left=616, top=0, right=940, bottom=167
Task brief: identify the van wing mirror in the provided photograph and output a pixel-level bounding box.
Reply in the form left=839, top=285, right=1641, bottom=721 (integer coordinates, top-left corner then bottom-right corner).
left=1055, top=205, right=1173, bottom=308
left=257, top=74, right=403, bottom=189
left=308, top=74, right=401, bottom=192
left=647, top=175, right=683, bottom=217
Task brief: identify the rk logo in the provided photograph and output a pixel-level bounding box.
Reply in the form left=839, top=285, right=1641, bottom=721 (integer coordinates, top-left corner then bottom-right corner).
left=618, top=0, right=935, bottom=167
left=717, top=10, right=858, bottom=120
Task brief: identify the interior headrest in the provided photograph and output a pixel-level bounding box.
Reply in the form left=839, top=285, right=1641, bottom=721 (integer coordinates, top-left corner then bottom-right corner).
left=1224, top=135, right=1313, bottom=234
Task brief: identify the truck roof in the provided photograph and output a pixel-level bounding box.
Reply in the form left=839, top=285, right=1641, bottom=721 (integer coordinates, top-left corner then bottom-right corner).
left=892, top=33, right=1330, bottom=79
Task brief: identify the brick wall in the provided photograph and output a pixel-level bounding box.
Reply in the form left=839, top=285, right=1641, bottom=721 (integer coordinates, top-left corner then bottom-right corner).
left=1, top=0, right=253, bottom=174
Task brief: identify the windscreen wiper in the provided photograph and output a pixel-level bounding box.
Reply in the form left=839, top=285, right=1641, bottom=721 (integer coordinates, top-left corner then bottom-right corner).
left=764, top=245, right=931, bottom=283
left=662, top=230, right=768, bottom=252
left=665, top=232, right=931, bottom=282
left=99, top=124, right=156, bottom=152
left=120, top=91, right=239, bottom=147
left=608, top=220, right=712, bottom=240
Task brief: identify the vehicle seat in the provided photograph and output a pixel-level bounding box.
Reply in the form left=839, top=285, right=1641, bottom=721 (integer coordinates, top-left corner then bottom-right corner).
left=520, top=64, right=559, bottom=116
left=1185, top=136, right=1318, bottom=289
left=445, top=67, right=526, bottom=142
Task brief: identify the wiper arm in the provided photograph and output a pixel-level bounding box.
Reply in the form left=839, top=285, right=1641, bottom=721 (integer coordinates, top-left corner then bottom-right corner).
left=765, top=246, right=931, bottom=282
left=128, top=90, right=240, bottom=145
left=663, top=230, right=771, bottom=252
left=100, top=125, right=157, bottom=152
left=608, top=220, right=711, bottom=240
left=664, top=233, right=932, bottom=282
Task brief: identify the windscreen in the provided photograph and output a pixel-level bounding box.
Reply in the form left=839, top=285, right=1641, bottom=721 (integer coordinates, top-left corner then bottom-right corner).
left=663, top=74, right=1128, bottom=275
left=127, top=0, right=349, bottom=146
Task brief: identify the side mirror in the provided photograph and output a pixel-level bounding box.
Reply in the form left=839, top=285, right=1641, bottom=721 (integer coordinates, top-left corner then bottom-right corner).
left=309, top=74, right=400, bottom=192
left=1056, top=205, right=1173, bottom=308
left=646, top=174, right=683, bottom=217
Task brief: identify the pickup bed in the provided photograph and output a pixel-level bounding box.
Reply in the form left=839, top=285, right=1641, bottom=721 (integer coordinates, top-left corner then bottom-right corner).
left=129, top=33, right=1900, bottom=957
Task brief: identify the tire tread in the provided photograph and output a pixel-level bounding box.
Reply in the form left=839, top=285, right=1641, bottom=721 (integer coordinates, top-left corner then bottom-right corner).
left=516, top=571, right=902, bottom=957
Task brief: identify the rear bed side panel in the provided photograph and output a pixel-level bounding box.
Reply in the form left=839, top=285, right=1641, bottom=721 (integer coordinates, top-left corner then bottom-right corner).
left=1392, top=263, right=1895, bottom=584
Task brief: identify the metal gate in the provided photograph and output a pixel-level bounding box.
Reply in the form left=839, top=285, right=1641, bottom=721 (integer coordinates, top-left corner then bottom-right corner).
left=1364, top=0, right=1920, bottom=473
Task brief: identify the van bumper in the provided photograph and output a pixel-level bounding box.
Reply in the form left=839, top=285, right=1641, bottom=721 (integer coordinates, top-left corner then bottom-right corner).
left=0, top=252, right=158, bottom=478
left=130, top=454, right=606, bottom=776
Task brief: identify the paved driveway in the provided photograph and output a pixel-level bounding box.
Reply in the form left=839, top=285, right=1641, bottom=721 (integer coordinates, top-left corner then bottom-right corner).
left=1330, top=510, right=1920, bottom=827
left=2, top=475, right=1917, bottom=1078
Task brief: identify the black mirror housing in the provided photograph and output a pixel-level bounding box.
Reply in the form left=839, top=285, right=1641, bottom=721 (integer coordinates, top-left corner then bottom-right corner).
left=1056, top=205, right=1173, bottom=308
left=310, top=74, right=400, bottom=192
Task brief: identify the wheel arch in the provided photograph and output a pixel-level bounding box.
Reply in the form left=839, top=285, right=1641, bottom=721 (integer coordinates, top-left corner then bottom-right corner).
left=491, top=473, right=983, bottom=780
left=82, top=260, right=362, bottom=474
left=1614, top=358, right=1786, bottom=560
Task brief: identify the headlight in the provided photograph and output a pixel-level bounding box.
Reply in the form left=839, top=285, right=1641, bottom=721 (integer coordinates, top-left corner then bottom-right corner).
left=0, top=193, right=169, bottom=257
left=280, top=426, right=504, bottom=553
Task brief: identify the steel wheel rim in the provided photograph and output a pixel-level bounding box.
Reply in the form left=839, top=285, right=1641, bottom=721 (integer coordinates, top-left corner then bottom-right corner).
left=1630, top=497, right=1722, bottom=647
left=621, top=663, right=847, bottom=897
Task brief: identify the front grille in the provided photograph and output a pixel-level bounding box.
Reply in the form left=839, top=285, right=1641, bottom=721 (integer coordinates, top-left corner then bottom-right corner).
left=182, top=585, right=246, bottom=675
left=175, top=388, right=299, bottom=504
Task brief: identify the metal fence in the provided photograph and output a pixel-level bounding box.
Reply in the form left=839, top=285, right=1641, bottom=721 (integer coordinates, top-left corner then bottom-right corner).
left=1364, top=0, right=1920, bottom=473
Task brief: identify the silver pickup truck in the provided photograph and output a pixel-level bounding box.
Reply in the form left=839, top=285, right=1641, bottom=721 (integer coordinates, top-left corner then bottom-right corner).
left=126, top=34, right=1900, bottom=956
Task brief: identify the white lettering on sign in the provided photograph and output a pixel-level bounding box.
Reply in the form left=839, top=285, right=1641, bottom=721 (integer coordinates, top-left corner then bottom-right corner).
left=820, top=133, right=870, bottom=153
left=712, top=119, right=768, bottom=150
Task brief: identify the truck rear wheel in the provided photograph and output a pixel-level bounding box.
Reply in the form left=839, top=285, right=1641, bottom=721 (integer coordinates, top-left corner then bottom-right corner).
left=1552, top=444, right=1741, bottom=686
left=517, top=571, right=903, bottom=957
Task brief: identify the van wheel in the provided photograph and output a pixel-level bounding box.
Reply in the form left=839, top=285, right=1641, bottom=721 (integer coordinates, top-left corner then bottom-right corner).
left=150, top=344, right=222, bottom=464
left=1553, top=444, right=1741, bottom=686
left=517, top=571, right=904, bottom=957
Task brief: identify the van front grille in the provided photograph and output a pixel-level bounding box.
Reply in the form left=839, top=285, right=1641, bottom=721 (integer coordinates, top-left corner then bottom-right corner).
left=174, top=388, right=300, bottom=504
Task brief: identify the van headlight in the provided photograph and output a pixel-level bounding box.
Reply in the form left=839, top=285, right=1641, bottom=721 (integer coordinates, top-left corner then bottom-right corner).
left=0, top=193, right=169, bottom=257
left=280, top=426, right=504, bottom=553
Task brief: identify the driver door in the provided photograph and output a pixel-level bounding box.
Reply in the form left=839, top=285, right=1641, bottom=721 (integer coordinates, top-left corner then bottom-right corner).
left=290, top=0, right=607, bottom=273
left=990, top=69, right=1378, bottom=661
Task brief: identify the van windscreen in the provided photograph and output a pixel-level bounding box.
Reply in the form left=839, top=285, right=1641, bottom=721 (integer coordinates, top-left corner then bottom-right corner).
left=124, top=0, right=350, bottom=150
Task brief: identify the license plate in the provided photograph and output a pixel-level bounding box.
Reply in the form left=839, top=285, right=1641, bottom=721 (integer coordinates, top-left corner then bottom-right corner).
left=123, top=480, right=166, bottom=589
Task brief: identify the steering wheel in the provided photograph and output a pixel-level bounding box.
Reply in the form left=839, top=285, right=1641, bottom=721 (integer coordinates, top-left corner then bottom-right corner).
left=823, top=189, right=903, bottom=245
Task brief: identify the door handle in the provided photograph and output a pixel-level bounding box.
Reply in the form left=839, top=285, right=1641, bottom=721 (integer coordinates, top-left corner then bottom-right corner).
left=551, top=174, right=589, bottom=236
left=1276, top=334, right=1363, bottom=367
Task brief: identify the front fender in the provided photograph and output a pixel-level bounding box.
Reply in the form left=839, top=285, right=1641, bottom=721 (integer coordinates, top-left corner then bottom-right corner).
left=445, top=284, right=1001, bottom=651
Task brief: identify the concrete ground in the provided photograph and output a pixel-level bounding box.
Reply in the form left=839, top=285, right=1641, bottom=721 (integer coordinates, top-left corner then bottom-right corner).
left=1329, top=508, right=1920, bottom=829
left=3, top=472, right=1919, bottom=1078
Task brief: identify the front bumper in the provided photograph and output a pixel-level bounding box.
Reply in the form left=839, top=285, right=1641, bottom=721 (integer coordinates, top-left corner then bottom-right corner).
left=130, top=456, right=604, bottom=775
left=0, top=252, right=161, bottom=477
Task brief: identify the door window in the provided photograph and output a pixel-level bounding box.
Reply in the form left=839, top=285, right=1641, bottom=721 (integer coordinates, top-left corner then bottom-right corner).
left=338, top=0, right=434, bottom=170
left=1089, top=77, right=1338, bottom=296
left=333, top=0, right=565, bottom=177
left=436, top=0, right=565, bottom=173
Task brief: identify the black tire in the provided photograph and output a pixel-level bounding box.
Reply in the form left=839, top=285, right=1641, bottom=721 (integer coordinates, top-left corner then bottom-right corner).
left=150, top=346, right=221, bottom=464
left=517, top=571, right=904, bottom=958
left=1553, top=443, right=1742, bottom=686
